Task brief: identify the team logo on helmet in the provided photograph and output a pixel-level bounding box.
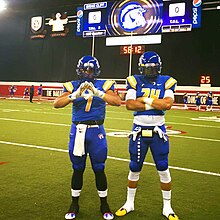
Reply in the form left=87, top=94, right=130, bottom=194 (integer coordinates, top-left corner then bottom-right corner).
left=119, top=2, right=147, bottom=31
left=193, top=0, right=202, bottom=7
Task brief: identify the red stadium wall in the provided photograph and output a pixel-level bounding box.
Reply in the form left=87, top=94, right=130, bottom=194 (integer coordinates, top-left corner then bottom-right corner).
left=0, top=81, right=220, bottom=107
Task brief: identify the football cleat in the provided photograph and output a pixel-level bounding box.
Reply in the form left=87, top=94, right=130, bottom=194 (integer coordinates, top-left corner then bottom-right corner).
left=103, top=212, right=114, bottom=220
left=167, top=214, right=179, bottom=220
left=65, top=201, right=79, bottom=220
left=100, top=203, right=114, bottom=219
left=115, top=208, right=128, bottom=217
left=65, top=213, right=76, bottom=220
left=115, top=202, right=134, bottom=217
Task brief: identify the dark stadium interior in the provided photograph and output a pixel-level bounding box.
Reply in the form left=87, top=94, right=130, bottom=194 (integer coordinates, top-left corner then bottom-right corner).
left=0, top=0, right=219, bottom=86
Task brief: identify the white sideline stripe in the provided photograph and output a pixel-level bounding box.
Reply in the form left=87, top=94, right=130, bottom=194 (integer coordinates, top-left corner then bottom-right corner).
left=0, top=140, right=68, bottom=153
left=0, top=117, right=126, bottom=132
left=0, top=140, right=219, bottom=177
left=107, top=156, right=220, bottom=177
left=169, top=134, right=220, bottom=142
left=107, top=117, right=220, bottom=128
left=1, top=108, right=220, bottom=128
left=0, top=117, right=70, bottom=127
left=166, top=121, right=220, bottom=129
left=0, top=117, right=219, bottom=142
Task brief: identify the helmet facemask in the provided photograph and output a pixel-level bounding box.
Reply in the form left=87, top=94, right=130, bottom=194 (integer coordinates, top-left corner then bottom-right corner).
left=138, top=63, right=161, bottom=81
left=138, top=51, right=162, bottom=82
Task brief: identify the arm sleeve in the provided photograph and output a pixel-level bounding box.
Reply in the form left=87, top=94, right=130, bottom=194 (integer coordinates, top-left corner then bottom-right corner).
left=126, top=89, right=136, bottom=100
left=164, top=89, right=174, bottom=100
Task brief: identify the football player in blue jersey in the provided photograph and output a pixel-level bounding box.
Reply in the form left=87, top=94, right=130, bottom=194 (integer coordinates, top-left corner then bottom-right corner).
left=23, top=87, right=29, bottom=98
left=37, top=84, right=43, bottom=103
left=205, top=91, right=213, bottom=111
left=54, top=55, right=121, bottom=220
left=183, top=92, right=188, bottom=109
left=8, top=85, right=16, bottom=98
left=195, top=92, right=201, bottom=111
left=115, top=51, right=179, bottom=220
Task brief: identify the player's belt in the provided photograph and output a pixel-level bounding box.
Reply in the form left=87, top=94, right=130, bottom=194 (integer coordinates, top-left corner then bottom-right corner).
left=129, top=126, right=167, bottom=142
left=73, top=119, right=104, bottom=126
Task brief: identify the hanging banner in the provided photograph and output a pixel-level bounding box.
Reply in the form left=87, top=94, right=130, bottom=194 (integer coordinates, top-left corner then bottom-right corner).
left=30, top=16, right=47, bottom=39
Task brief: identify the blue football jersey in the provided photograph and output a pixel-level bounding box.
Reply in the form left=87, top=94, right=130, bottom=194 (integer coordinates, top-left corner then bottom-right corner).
left=37, top=87, right=42, bottom=95
left=126, top=74, right=177, bottom=116
left=63, top=79, right=115, bottom=122
left=206, top=94, right=213, bottom=105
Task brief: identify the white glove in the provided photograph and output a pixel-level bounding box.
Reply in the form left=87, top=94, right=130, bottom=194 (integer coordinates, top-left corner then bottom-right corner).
left=88, top=82, right=105, bottom=98
left=68, top=83, right=87, bottom=101
left=153, top=126, right=168, bottom=142
left=80, top=81, right=94, bottom=100
left=79, top=82, right=90, bottom=94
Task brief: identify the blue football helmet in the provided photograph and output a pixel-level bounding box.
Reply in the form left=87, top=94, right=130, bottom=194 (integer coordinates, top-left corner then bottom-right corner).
left=138, top=51, right=162, bottom=80
left=76, top=55, right=101, bottom=79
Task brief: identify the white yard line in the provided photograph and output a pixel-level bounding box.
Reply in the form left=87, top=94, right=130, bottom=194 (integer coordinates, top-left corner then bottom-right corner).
left=0, top=140, right=219, bottom=177
left=0, top=117, right=219, bottom=142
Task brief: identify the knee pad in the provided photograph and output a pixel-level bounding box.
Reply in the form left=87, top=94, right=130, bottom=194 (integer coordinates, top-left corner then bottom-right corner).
left=129, top=161, right=142, bottom=172
left=158, top=169, right=171, bottom=183
left=156, top=160, right=168, bottom=171
left=92, top=162, right=105, bottom=172
left=94, top=170, right=107, bottom=191
left=128, top=170, right=140, bottom=181
left=72, top=169, right=84, bottom=190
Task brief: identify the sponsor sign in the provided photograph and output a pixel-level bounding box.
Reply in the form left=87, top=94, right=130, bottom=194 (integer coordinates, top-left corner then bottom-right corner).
left=192, top=0, right=202, bottom=28
left=76, top=7, right=83, bottom=36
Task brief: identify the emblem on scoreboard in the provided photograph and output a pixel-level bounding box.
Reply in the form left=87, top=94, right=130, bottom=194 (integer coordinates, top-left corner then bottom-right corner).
left=30, top=16, right=47, bottom=39
left=31, top=16, right=43, bottom=32
left=108, top=0, right=162, bottom=36
left=119, top=3, right=147, bottom=31
left=48, top=12, right=69, bottom=37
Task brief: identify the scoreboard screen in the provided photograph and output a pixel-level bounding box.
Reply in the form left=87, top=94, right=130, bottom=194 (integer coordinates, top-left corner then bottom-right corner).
left=162, top=0, right=192, bottom=32
left=76, top=0, right=202, bottom=37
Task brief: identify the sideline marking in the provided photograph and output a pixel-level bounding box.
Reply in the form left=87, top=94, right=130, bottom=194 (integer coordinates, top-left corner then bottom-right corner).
left=0, top=140, right=219, bottom=177
left=1, top=108, right=220, bottom=128
left=0, top=117, right=219, bottom=142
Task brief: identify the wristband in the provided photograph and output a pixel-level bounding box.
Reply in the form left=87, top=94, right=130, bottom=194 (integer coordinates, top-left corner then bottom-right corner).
left=145, top=103, right=154, bottom=110
left=101, top=93, right=106, bottom=99
left=143, top=97, right=154, bottom=106
left=68, top=92, right=76, bottom=101
left=96, top=90, right=105, bottom=98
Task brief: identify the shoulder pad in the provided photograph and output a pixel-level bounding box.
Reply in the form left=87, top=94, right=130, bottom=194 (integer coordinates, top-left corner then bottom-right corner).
left=127, top=76, right=137, bottom=89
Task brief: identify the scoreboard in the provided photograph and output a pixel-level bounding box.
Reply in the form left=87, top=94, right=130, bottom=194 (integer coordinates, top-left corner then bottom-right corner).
left=120, top=45, right=145, bottom=55
left=200, top=75, right=211, bottom=85
left=76, top=0, right=202, bottom=37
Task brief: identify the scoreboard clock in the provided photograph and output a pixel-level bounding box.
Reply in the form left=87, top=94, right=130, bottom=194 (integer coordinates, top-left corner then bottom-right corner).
left=120, top=45, right=145, bottom=55
left=200, top=75, right=211, bottom=84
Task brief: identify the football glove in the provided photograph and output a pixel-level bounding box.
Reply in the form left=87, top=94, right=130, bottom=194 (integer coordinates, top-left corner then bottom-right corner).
left=88, top=82, right=105, bottom=98
left=68, top=83, right=86, bottom=101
